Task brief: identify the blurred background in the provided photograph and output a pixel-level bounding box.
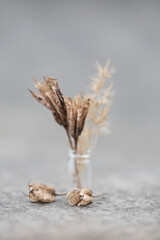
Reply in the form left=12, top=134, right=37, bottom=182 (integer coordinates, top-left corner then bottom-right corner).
left=0, top=1, right=160, bottom=239
left=0, top=0, right=159, bottom=161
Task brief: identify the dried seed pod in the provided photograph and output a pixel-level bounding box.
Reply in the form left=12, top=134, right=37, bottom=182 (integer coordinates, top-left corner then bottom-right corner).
left=78, top=195, right=93, bottom=206
left=29, top=77, right=90, bottom=142
left=65, top=94, right=90, bottom=143
left=67, top=188, right=81, bottom=206
left=64, top=96, right=74, bottom=135
left=75, top=97, right=90, bottom=138
left=29, top=77, right=66, bottom=127
left=79, top=187, right=92, bottom=197
left=64, top=97, right=77, bottom=139
left=67, top=187, right=93, bottom=206
left=29, top=183, right=56, bottom=194
left=29, top=87, right=63, bottom=125
left=29, top=191, right=55, bottom=203
left=44, top=76, right=67, bottom=127
left=29, top=183, right=56, bottom=203
left=29, top=90, right=53, bottom=111
left=33, top=78, right=56, bottom=112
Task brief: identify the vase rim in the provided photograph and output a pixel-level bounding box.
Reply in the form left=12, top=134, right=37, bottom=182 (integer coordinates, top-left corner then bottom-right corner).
left=68, top=148, right=91, bottom=158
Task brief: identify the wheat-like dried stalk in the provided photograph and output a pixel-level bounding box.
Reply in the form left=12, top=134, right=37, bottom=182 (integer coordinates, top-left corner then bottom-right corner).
left=77, top=60, right=114, bottom=154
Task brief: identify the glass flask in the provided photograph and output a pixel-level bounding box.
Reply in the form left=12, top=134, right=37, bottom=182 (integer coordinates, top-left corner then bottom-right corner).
left=68, top=149, right=91, bottom=188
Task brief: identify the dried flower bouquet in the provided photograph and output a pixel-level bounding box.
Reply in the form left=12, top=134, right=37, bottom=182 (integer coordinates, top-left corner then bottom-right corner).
left=29, top=76, right=90, bottom=188
left=29, top=61, right=114, bottom=193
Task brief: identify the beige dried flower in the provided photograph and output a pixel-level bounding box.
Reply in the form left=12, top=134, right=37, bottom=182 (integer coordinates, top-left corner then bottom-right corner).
left=28, top=182, right=66, bottom=203
left=77, top=61, right=114, bottom=154
left=67, top=187, right=93, bottom=206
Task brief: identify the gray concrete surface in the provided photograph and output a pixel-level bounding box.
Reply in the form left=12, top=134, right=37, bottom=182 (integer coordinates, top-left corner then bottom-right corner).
left=0, top=149, right=160, bottom=240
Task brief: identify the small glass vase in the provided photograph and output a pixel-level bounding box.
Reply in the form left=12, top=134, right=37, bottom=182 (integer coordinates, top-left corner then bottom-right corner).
left=68, top=149, right=91, bottom=189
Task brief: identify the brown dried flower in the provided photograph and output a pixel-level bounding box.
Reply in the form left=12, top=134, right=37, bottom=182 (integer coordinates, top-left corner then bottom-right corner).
left=67, top=187, right=93, bottom=206
left=28, top=182, right=66, bottom=203
left=29, top=77, right=89, bottom=152
left=29, top=77, right=66, bottom=126
left=65, top=94, right=90, bottom=149
left=29, top=77, right=90, bottom=188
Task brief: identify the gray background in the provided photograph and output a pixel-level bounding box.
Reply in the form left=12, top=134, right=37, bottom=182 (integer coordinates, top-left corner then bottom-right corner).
left=0, top=1, right=160, bottom=240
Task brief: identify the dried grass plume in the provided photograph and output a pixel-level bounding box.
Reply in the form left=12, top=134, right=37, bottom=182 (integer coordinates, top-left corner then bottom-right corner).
left=77, top=61, right=114, bottom=154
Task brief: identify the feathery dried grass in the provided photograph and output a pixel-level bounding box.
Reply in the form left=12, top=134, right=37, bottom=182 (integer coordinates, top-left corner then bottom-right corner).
left=77, top=60, right=114, bottom=154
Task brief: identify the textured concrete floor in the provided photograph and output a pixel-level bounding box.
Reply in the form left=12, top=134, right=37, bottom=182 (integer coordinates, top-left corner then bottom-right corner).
left=0, top=150, right=160, bottom=240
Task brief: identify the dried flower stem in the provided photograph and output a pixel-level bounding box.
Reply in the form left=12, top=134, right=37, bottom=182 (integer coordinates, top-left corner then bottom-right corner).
left=93, top=192, right=107, bottom=197
left=65, top=127, right=74, bottom=149
left=67, top=188, right=107, bottom=206
left=72, top=138, right=81, bottom=188
left=55, top=192, right=67, bottom=196
left=74, top=157, right=81, bottom=188
left=75, top=136, right=82, bottom=188
left=25, top=192, right=67, bottom=198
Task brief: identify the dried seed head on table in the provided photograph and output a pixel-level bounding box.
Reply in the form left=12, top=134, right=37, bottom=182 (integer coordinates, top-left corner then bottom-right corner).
left=67, top=187, right=93, bottom=206
left=28, top=183, right=106, bottom=205
left=29, top=183, right=56, bottom=203
left=28, top=182, right=66, bottom=203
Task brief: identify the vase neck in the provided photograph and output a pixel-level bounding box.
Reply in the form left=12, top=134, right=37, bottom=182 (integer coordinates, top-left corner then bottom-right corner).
left=68, top=149, right=91, bottom=159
